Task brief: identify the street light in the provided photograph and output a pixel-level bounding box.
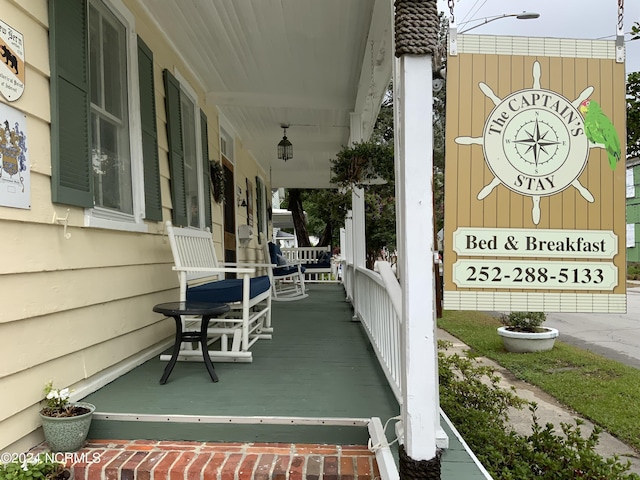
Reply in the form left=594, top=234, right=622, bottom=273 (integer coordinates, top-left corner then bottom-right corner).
left=459, top=11, right=540, bottom=34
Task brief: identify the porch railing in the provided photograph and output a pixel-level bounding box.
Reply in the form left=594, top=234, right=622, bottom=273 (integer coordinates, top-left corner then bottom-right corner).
left=345, top=261, right=402, bottom=402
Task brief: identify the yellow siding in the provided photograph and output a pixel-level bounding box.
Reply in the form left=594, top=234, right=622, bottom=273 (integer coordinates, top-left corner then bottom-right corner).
left=0, top=0, right=271, bottom=451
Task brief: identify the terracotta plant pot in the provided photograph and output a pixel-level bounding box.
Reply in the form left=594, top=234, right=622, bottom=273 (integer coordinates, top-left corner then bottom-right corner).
left=39, top=402, right=95, bottom=452
left=497, top=326, right=559, bottom=353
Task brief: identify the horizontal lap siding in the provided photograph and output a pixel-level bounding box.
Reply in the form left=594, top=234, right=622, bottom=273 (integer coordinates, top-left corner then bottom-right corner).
left=2, top=0, right=265, bottom=453
left=0, top=1, right=178, bottom=453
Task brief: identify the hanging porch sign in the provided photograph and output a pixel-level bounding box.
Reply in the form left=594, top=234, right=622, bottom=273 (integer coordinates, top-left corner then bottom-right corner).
left=0, top=19, right=24, bottom=101
left=443, top=35, right=626, bottom=313
left=0, top=101, right=30, bottom=208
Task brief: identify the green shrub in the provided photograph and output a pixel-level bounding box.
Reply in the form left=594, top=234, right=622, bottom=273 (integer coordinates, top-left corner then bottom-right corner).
left=500, top=311, right=547, bottom=333
left=628, top=263, right=640, bottom=279
left=0, top=457, right=67, bottom=480
left=438, top=341, right=638, bottom=479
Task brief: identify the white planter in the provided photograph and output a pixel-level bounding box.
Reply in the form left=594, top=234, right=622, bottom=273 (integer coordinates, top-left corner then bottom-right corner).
left=497, top=326, right=559, bottom=353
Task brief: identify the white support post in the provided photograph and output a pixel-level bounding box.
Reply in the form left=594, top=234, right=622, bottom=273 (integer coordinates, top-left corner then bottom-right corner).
left=344, top=210, right=354, bottom=301
left=350, top=112, right=366, bottom=271
left=345, top=210, right=354, bottom=266
left=396, top=53, right=439, bottom=460
left=351, top=187, right=366, bottom=270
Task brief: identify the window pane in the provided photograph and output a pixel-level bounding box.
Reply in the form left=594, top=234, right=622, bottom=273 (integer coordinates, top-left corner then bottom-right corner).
left=181, top=93, right=200, bottom=228
left=89, top=5, right=101, bottom=106
left=92, top=115, right=133, bottom=213
left=89, top=0, right=132, bottom=215
left=102, top=16, right=126, bottom=118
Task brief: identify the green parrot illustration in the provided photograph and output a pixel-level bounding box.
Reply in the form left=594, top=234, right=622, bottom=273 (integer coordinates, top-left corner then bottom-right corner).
left=579, top=98, right=621, bottom=170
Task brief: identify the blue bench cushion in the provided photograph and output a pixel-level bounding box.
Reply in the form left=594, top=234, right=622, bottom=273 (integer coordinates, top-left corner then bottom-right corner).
left=187, top=275, right=271, bottom=304
left=274, top=265, right=306, bottom=277
left=303, top=250, right=331, bottom=269
left=303, top=261, right=331, bottom=269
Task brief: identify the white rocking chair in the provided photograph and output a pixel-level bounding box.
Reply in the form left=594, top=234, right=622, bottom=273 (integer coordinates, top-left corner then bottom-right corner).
left=161, top=221, right=272, bottom=363
left=261, top=235, right=309, bottom=302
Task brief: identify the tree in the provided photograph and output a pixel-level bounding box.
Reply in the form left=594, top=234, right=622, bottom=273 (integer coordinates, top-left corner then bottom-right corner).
left=286, top=188, right=311, bottom=247
left=305, top=189, right=350, bottom=247
left=629, top=72, right=640, bottom=159
left=629, top=22, right=640, bottom=159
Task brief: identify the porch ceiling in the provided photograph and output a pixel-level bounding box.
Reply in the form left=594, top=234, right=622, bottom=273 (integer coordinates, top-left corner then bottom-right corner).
left=138, top=0, right=393, bottom=188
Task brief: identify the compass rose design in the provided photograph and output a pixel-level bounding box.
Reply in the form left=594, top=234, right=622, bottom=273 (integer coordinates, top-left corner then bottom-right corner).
left=455, top=61, right=604, bottom=224
left=513, top=118, right=560, bottom=167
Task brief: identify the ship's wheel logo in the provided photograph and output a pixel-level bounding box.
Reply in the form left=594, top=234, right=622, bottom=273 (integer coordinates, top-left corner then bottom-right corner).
left=455, top=61, right=603, bottom=224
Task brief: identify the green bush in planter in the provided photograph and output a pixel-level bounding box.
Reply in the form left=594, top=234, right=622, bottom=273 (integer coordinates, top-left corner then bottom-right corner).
left=500, top=311, right=547, bottom=333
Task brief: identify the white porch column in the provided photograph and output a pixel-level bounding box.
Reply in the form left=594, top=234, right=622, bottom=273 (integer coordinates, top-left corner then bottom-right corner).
left=344, top=210, right=354, bottom=301
left=350, top=113, right=366, bottom=270
left=344, top=210, right=354, bottom=266
left=396, top=52, right=439, bottom=461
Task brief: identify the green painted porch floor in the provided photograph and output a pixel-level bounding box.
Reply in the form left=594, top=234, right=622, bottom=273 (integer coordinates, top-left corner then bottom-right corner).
left=76, top=284, right=487, bottom=478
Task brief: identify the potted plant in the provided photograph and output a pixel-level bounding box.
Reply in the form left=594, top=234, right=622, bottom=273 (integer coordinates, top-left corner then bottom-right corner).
left=39, top=382, right=95, bottom=452
left=497, top=312, right=559, bottom=353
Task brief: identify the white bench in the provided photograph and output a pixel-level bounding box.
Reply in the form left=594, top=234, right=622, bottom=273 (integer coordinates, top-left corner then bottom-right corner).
left=280, top=245, right=337, bottom=283
left=161, top=221, right=272, bottom=363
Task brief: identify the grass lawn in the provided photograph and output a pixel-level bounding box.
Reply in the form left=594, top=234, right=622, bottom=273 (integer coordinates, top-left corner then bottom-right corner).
left=438, top=310, right=640, bottom=452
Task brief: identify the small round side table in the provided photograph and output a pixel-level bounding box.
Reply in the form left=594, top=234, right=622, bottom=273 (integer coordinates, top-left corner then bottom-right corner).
left=153, top=301, right=230, bottom=384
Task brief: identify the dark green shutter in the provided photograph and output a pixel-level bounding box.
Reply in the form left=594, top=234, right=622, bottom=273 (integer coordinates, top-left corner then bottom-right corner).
left=137, top=37, right=162, bottom=221
left=256, top=176, right=264, bottom=236
left=200, top=110, right=212, bottom=230
left=163, top=69, right=188, bottom=227
left=49, top=0, right=93, bottom=207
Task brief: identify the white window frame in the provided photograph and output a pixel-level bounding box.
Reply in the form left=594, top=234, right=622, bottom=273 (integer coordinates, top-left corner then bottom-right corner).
left=174, top=68, right=205, bottom=230
left=219, top=126, right=235, bottom=164
left=85, top=0, right=147, bottom=233
left=219, top=124, right=236, bottom=207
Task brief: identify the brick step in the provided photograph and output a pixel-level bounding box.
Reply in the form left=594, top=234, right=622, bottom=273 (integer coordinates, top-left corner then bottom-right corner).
left=34, top=440, right=380, bottom=479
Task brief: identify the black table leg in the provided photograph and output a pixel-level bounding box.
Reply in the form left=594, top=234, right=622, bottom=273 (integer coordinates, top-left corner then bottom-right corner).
left=160, top=315, right=183, bottom=385
left=200, top=315, right=219, bottom=382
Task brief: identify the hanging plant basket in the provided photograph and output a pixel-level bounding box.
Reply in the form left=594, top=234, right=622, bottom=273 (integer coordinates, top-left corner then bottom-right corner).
left=210, top=160, right=225, bottom=204
left=330, top=141, right=393, bottom=189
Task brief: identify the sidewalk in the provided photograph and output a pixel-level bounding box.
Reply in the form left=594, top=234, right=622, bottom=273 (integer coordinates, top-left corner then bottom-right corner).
left=437, top=328, right=640, bottom=475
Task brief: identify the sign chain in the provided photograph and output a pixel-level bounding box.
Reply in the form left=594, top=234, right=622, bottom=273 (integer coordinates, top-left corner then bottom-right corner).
left=447, top=0, right=455, bottom=25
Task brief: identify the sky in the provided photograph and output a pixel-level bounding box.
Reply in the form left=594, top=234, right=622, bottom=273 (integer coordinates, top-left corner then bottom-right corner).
left=437, top=0, right=640, bottom=74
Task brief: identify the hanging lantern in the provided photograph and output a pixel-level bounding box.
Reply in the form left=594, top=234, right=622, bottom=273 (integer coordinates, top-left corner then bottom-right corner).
left=277, top=125, right=293, bottom=162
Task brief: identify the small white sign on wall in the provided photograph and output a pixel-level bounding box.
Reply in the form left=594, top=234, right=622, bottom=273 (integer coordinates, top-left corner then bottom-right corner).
left=0, top=19, right=25, bottom=101
left=0, top=102, right=30, bottom=209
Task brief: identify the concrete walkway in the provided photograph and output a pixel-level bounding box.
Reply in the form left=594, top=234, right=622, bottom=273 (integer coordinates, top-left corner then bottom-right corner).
left=437, top=328, right=640, bottom=475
